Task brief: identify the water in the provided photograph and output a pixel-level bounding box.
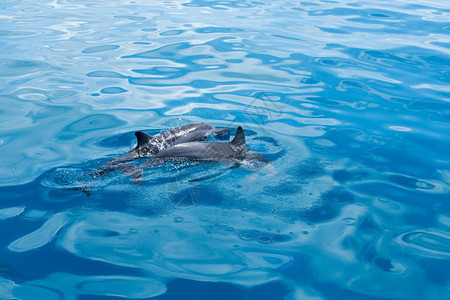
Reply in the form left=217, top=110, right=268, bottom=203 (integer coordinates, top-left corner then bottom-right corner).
left=1, top=0, right=449, bottom=299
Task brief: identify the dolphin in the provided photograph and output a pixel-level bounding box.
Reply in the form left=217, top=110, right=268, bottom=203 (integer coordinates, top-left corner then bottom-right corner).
left=121, top=126, right=271, bottom=185
left=92, top=122, right=229, bottom=178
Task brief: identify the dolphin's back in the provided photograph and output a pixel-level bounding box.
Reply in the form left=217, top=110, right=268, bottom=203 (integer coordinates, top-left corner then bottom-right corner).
left=122, top=126, right=271, bottom=184
left=92, top=123, right=219, bottom=178
left=156, top=123, right=214, bottom=145
left=153, top=141, right=236, bottom=160
left=136, top=123, right=215, bottom=156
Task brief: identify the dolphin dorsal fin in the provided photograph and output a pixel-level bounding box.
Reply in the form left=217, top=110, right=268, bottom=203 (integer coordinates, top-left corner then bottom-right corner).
left=135, top=131, right=153, bottom=148
left=231, top=126, right=246, bottom=148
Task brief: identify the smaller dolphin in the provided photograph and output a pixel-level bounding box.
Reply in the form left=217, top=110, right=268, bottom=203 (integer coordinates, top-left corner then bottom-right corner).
left=92, top=123, right=229, bottom=178
left=121, top=126, right=271, bottom=185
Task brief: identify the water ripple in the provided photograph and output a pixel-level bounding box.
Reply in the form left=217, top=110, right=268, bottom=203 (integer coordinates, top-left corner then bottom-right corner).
left=13, top=273, right=166, bottom=299
left=395, top=230, right=450, bottom=259
left=8, top=213, right=69, bottom=252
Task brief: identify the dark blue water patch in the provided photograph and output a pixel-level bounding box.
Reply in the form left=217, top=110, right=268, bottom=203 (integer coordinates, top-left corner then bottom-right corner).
left=271, top=34, right=304, bottom=41
left=25, top=104, right=72, bottom=120
left=1, top=245, right=144, bottom=285
left=271, top=186, right=353, bottom=224
left=47, top=90, right=78, bottom=100
left=252, top=136, right=281, bottom=148
left=388, top=175, right=435, bottom=190
left=430, top=41, right=450, bottom=49
left=0, top=258, right=26, bottom=285
left=362, top=146, right=439, bottom=179
left=114, top=15, right=147, bottom=21
left=319, top=128, right=439, bottom=180
left=170, top=184, right=226, bottom=206
left=303, top=96, right=343, bottom=107
left=352, top=47, right=450, bottom=76
left=300, top=77, right=319, bottom=84
left=312, top=281, right=396, bottom=300
left=337, top=79, right=372, bottom=93
left=299, top=204, right=340, bottom=224
left=0, top=59, right=54, bottom=77
left=168, top=186, right=203, bottom=208
left=309, top=6, right=447, bottom=36
left=292, top=187, right=354, bottom=223
left=248, top=281, right=289, bottom=300
left=0, top=30, right=36, bottom=37
left=87, top=71, right=127, bottom=78
left=359, top=215, right=381, bottom=233
left=160, top=29, right=185, bottom=36
left=318, top=57, right=358, bottom=68
left=225, top=58, right=243, bottom=63
left=321, top=186, right=354, bottom=204
left=95, top=131, right=135, bottom=148
left=409, top=99, right=450, bottom=114
left=264, top=181, right=302, bottom=196
left=402, top=212, right=437, bottom=228
left=100, top=87, right=127, bottom=94
left=195, top=26, right=244, bottom=34
left=123, top=42, right=190, bottom=59
left=237, top=229, right=292, bottom=244
left=182, top=0, right=260, bottom=10
left=82, top=45, right=120, bottom=54
left=151, top=278, right=288, bottom=300
left=401, top=135, right=450, bottom=168
left=191, top=79, right=245, bottom=89
left=346, top=18, right=448, bottom=37
left=131, top=67, right=187, bottom=80
left=0, top=219, right=47, bottom=269
left=246, top=53, right=284, bottom=64
left=78, top=295, right=130, bottom=300
left=319, top=27, right=348, bottom=34
left=221, top=71, right=289, bottom=82
left=290, top=158, right=325, bottom=180
left=206, top=37, right=250, bottom=53
left=421, top=259, right=450, bottom=286
left=276, top=253, right=313, bottom=283
left=158, top=279, right=243, bottom=300
left=0, top=169, right=93, bottom=209
left=314, top=46, right=450, bottom=109
left=332, top=169, right=371, bottom=183
left=373, top=257, right=394, bottom=272
left=351, top=182, right=448, bottom=212
left=58, top=114, right=127, bottom=135
left=86, top=229, right=121, bottom=237
left=124, top=42, right=228, bottom=77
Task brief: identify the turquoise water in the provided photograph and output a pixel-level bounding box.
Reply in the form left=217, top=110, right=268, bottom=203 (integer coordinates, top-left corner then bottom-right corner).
left=1, top=0, right=449, bottom=298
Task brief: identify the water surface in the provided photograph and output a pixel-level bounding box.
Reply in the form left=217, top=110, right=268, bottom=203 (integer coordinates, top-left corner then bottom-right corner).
left=0, top=0, right=449, bottom=299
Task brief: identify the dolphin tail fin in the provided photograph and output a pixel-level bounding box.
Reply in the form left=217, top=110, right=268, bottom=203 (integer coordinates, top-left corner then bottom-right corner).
left=231, top=126, right=246, bottom=148
left=117, top=164, right=143, bottom=186
left=135, top=131, right=153, bottom=149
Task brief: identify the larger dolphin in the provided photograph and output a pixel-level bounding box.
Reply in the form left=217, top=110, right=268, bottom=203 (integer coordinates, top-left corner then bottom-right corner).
left=93, top=123, right=229, bottom=178
left=122, top=126, right=271, bottom=185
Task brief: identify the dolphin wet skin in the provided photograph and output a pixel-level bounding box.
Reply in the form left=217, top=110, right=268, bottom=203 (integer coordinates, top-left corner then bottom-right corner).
left=92, top=123, right=229, bottom=178
left=121, top=126, right=271, bottom=185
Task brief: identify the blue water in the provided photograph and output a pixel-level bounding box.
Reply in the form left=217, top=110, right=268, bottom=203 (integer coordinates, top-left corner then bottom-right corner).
left=1, top=0, right=449, bottom=299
